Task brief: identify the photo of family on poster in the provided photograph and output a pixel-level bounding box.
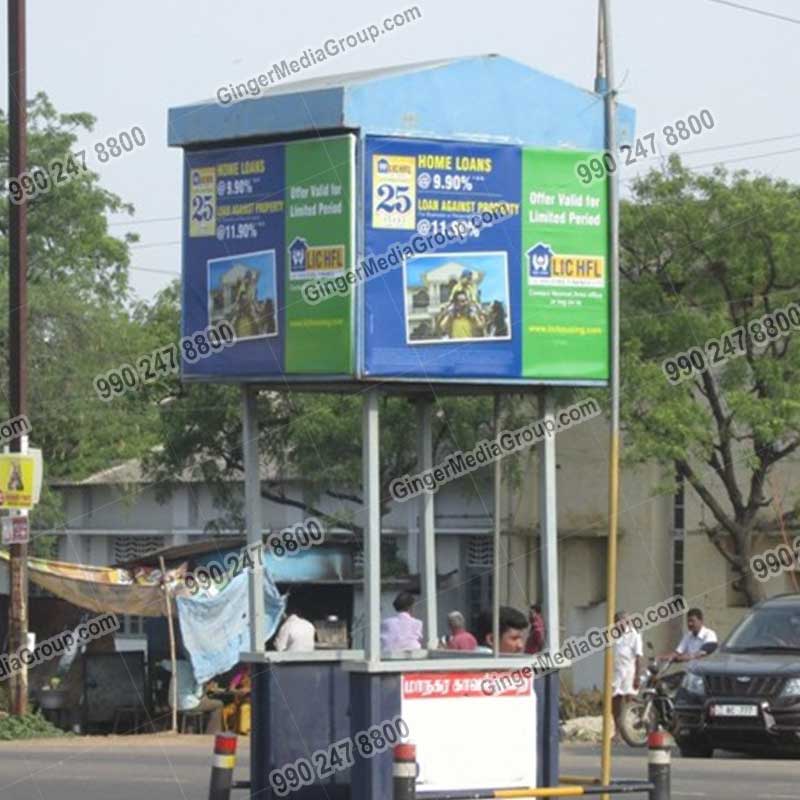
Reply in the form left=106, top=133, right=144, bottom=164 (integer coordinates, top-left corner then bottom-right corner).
left=404, top=253, right=511, bottom=344
left=207, top=250, right=278, bottom=341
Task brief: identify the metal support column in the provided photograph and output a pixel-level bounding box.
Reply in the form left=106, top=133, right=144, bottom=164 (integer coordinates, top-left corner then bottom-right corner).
left=242, top=386, right=265, bottom=652
left=417, top=399, right=438, bottom=649
left=537, top=390, right=560, bottom=787
left=492, top=395, right=501, bottom=655
left=363, top=387, right=381, bottom=662
left=537, top=392, right=559, bottom=653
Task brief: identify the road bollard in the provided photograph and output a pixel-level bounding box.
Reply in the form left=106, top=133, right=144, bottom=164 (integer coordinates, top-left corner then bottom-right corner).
left=209, top=732, right=238, bottom=800
left=647, top=729, right=672, bottom=800
left=393, top=742, right=417, bottom=800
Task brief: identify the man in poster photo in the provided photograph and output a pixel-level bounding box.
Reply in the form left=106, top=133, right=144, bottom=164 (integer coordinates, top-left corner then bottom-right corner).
left=437, top=290, right=486, bottom=339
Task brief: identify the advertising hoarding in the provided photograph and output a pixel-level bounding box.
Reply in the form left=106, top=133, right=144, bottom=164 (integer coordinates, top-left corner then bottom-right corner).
left=182, top=135, right=355, bottom=379
left=180, top=133, right=608, bottom=385
left=362, top=135, right=608, bottom=383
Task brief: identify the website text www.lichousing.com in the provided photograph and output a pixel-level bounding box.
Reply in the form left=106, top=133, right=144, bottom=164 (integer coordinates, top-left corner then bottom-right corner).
left=302, top=202, right=517, bottom=305
left=216, top=6, right=423, bottom=105
left=0, top=613, right=119, bottom=680
left=481, top=595, right=687, bottom=696
left=390, top=398, right=601, bottom=502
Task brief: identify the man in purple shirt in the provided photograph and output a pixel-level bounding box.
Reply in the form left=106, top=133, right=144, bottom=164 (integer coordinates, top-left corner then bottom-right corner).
left=380, top=591, right=423, bottom=652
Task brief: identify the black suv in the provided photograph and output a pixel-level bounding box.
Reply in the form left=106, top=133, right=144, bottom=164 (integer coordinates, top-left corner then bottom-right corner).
left=674, top=594, right=800, bottom=757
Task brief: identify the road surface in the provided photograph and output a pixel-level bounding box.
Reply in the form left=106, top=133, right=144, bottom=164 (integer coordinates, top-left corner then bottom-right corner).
left=0, top=735, right=796, bottom=799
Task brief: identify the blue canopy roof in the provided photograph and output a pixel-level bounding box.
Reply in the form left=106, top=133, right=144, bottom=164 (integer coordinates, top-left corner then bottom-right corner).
left=168, top=54, right=634, bottom=151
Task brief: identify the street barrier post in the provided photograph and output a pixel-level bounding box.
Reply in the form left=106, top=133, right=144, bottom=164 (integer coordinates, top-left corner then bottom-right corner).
left=647, top=729, right=672, bottom=800
left=209, top=732, right=238, bottom=800
left=393, top=742, right=417, bottom=800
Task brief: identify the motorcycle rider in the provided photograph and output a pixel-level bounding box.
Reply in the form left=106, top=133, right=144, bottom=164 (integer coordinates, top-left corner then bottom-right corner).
left=663, top=607, right=717, bottom=662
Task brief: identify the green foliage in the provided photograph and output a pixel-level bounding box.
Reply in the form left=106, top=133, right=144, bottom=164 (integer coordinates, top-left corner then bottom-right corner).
left=144, top=286, right=539, bottom=541
left=0, top=711, right=67, bottom=740
left=620, top=156, right=800, bottom=601
left=0, top=94, right=165, bottom=544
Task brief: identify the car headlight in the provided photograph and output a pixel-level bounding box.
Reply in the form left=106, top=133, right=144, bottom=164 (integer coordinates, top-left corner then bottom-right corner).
left=780, top=678, right=800, bottom=698
left=682, top=673, right=705, bottom=696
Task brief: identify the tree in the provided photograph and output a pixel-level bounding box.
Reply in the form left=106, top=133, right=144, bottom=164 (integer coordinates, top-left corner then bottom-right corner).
left=143, top=285, right=533, bottom=554
left=0, top=94, right=160, bottom=546
left=619, top=156, right=800, bottom=604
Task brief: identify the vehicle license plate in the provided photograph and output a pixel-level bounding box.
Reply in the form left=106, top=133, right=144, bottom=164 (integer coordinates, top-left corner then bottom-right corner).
left=710, top=704, right=758, bottom=717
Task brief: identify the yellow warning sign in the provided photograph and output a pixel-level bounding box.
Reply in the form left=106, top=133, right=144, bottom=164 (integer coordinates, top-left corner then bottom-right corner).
left=0, top=455, right=37, bottom=509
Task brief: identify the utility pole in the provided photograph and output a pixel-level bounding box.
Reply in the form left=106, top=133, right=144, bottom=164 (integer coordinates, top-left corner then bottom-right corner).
left=597, top=0, right=620, bottom=797
left=8, top=0, right=29, bottom=716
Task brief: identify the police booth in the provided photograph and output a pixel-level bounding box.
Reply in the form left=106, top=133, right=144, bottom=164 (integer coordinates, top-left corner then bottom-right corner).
left=168, top=54, right=634, bottom=799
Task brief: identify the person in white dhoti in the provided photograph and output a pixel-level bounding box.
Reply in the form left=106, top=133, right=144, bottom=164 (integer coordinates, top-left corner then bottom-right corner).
left=612, top=610, right=643, bottom=737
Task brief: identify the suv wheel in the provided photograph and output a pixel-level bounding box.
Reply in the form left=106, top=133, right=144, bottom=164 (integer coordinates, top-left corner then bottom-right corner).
left=678, top=739, right=714, bottom=758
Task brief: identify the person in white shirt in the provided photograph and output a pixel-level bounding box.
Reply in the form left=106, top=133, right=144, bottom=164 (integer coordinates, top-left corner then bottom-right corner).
left=612, top=611, right=643, bottom=734
left=667, top=608, right=717, bottom=662
left=273, top=603, right=316, bottom=652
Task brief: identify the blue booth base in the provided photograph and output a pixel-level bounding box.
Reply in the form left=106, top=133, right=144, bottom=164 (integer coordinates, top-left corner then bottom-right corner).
left=248, top=656, right=560, bottom=799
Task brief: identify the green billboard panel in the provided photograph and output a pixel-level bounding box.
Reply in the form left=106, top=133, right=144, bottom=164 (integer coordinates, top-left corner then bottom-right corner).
left=285, top=136, right=354, bottom=374
left=521, top=149, right=609, bottom=381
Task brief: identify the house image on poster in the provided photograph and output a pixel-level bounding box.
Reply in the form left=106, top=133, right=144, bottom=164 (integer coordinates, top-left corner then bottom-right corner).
left=406, top=261, right=484, bottom=339
left=209, top=263, right=260, bottom=322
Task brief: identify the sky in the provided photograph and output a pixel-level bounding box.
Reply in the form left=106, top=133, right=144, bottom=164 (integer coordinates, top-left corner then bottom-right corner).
left=1, top=0, right=798, bottom=302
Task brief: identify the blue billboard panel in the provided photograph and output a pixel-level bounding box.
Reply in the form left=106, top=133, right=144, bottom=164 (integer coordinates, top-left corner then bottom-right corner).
left=362, top=136, right=522, bottom=380
left=183, top=142, right=286, bottom=379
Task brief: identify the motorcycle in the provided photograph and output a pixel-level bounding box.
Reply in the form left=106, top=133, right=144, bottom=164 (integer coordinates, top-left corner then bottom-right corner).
left=618, top=643, right=683, bottom=747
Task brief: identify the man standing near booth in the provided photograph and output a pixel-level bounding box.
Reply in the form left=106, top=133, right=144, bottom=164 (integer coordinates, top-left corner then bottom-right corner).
left=476, top=606, right=528, bottom=654
left=274, top=602, right=316, bottom=652
left=444, top=611, right=477, bottom=651
left=611, top=611, right=642, bottom=737
left=381, top=591, right=423, bottom=652
left=525, top=604, right=546, bottom=654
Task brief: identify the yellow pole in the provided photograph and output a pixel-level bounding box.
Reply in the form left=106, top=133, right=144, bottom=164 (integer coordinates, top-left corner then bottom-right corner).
left=600, top=434, right=620, bottom=795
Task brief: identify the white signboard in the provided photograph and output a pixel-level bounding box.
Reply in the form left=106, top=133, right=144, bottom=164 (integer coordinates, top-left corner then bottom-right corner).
left=401, top=670, right=536, bottom=793
left=2, top=515, right=29, bottom=544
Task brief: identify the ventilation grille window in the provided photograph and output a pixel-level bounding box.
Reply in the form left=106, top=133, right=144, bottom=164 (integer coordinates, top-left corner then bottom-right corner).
left=113, top=535, right=166, bottom=564
left=467, top=536, right=493, bottom=568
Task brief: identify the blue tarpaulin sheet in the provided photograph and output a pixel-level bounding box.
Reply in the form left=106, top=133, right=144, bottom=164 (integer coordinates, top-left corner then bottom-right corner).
left=176, top=566, right=285, bottom=683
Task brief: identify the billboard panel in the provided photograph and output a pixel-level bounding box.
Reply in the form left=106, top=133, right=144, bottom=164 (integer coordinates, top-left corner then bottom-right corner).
left=180, top=133, right=607, bottom=385
left=521, top=149, right=609, bottom=381
left=361, top=136, right=609, bottom=383
left=363, top=136, right=522, bottom=379
left=182, top=135, right=355, bottom=379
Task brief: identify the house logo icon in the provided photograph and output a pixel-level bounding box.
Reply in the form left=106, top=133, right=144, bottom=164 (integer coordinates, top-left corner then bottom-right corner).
left=377, top=158, right=390, bottom=174
left=288, top=237, right=308, bottom=273
left=527, top=243, right=554, bottom=279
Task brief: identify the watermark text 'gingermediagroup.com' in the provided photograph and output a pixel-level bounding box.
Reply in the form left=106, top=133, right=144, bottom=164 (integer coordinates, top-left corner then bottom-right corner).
left=390, top=398, right=601, bottom=502
left=216, top=6, right=423, bottom=106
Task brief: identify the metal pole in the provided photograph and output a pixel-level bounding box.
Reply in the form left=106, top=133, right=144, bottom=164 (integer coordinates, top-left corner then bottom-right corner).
left=647, top=730, right=672, bottom=800
left=537, top=392, right=559, bottom=652
left=363, top=387, right=381, bottom=662
left=392, top=743, right=417, bottom=800
left=492, top=395, right=501, bottom=656
left=208, top=732, right=238, bottom=800
left=242, top=386, right=265, bottom=652
left=7, top=0, right=28, bottom=718
left=597, top=0, right=621, bottom=795
left=416, top=399, right=437, bottom=649
left=159, top=556, right=178, bottom=733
